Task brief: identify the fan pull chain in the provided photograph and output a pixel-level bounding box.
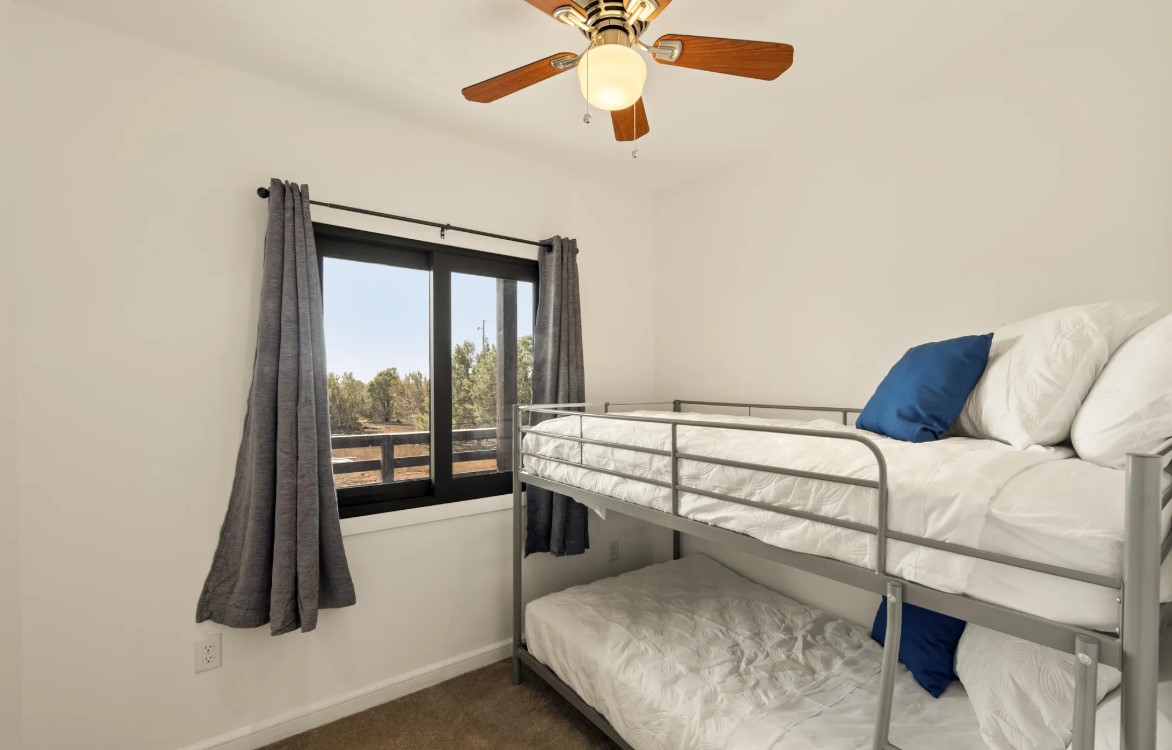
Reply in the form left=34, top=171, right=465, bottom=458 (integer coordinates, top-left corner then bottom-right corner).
left=583, top=47, right=592, bottom=124
left=631, top=102, right=640, bottom=159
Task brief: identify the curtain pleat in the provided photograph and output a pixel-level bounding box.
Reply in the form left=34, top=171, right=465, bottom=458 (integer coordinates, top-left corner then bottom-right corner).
left=526, top=236, right=589, bottom=557
left=197, top=178, right=356, bottom=635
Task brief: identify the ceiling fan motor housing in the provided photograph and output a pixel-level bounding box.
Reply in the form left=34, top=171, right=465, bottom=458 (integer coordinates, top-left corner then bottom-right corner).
left=581, top=0, right=647, bottom=46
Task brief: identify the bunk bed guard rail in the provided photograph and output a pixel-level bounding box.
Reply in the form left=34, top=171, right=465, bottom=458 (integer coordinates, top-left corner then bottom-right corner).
left=510, top=400, right=1168, bottom=750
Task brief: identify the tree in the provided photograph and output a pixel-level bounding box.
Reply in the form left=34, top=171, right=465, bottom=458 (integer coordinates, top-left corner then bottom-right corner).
left=327, top=372, right=369, bottom=434
left=448, top=335, right=536, bottom=431
left=469, top=343, right=497, bottom=427
left=336, top=332, right=532, bottom=439
left=367, top=368, right=400, bottom=423
left=517, top=334, right=533, bottom=408
left=394, top=370, right=430, bottom=431
left=451, top=340, right=479, bottom=429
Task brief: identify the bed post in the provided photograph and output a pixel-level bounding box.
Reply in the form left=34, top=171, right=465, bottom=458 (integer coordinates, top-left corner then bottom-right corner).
left=1071, top=635, right=1100, bottom=750
left=672, top=400, right=682, bottom=560
left=873, top=581, right=903, bottom=750
left=513, top=403, right=524, bottom=685
left=1121, top=452, right=1162, bottom=749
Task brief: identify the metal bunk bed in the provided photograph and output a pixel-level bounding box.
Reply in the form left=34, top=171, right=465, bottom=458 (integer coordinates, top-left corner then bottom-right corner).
left=509, top=399, right=1170, bottom=750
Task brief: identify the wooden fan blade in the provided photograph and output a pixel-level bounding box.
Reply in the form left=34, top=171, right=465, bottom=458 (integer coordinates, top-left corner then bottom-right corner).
left=523, top=0, right=585, bottom=18
left=611, top=99, right=650, bottom=142
left=462, top=53, right=577, bottom=103
left=653, top=35, right=794, bottom=81
left=646, top=0, right=673, bottom=21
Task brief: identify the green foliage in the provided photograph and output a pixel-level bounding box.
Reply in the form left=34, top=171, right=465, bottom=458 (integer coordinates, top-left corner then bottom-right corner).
left=469, top=345, right=498, bottom=428
left=517, top=334, right=534, bottom=409
left=367, top=368, right=400, bottom=423
left=327, top=372, right=369, bottom=434
left=395, top=370, right=430, bottom=431
left=451, top=340, right=479, bottom=430
left=450, top=335, right=535, bottom=430
left=325, top=335, right=533, bottom=436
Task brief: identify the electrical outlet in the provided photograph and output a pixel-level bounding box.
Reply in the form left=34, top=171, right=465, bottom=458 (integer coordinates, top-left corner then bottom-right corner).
left=195, top=633, right=222, bottom=674
left=608, top=539, right=620, bottom=562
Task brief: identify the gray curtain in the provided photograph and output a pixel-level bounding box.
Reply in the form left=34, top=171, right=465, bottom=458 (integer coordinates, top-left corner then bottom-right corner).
left=197, top=179, right=356, bottom=635
left=526, top=236, right=589, bottom=557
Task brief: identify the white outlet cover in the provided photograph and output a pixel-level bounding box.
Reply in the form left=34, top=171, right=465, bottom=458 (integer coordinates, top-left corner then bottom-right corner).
left=608, top=539, right=620, bottom=562
left=194, top=633, right=222, bottom=673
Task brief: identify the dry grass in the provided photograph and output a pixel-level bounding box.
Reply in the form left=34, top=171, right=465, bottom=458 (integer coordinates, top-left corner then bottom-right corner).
left=332, top=421, right=499, bottom=488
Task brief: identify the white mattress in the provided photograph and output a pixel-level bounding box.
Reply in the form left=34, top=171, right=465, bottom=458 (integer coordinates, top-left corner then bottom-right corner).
left=526, top=555, right=987, bottom=750
left=969, top=459, right=1172, bottom=627
left=523, top=411, right=1172, bottom=629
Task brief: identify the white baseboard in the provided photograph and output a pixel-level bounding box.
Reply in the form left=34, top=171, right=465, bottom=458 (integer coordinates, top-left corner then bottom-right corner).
left=181, top=639, right=513, bottom=750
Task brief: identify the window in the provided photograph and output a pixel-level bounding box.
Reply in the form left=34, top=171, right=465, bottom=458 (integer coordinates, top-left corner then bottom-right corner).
left=316, top=224, right=538, bottom=518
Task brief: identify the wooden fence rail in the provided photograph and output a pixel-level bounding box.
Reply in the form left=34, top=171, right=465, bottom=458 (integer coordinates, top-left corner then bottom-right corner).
left=331, top=428, right=498, bottom=482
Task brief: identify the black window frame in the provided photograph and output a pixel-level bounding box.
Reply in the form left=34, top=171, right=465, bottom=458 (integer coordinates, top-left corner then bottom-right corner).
left=315, top=222, right=539, bottom=519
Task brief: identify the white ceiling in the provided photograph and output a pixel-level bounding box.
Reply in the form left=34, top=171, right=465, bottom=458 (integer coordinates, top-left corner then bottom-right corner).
left=18, top=0, right=1085, bottom=189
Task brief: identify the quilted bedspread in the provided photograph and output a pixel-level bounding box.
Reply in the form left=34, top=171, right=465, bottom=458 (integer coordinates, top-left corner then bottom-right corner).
left=523, top=410, right=1069, bottom=594
left=526, top=555, right=986, bottom=750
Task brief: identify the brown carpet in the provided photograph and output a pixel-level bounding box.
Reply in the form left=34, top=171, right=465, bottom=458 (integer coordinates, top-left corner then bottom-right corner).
left=261, top=660, right=619, bottom=750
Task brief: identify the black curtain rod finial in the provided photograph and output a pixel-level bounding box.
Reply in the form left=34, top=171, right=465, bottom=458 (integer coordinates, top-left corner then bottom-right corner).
left=257, top=187, right=271, bottom=199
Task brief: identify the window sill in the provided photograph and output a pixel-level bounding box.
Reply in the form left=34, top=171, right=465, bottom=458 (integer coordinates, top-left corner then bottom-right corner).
left=340, top=493, right=519, bottom=538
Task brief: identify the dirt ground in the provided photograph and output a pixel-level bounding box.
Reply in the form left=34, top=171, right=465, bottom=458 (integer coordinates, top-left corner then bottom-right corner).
left=332, top=422, right=499, bottom=487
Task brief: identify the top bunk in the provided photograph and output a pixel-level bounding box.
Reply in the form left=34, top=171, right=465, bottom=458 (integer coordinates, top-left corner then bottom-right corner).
left=515, top=399, right=1172, bottom=670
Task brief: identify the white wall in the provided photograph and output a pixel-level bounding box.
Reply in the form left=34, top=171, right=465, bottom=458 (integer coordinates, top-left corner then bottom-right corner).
left=11, top=1, right=1172, bottom=746
left=653, top=2, right=1172, bottom=624
left=1, top=1, right=24, bottom=746
left=8, top=6, right=665, bottom=750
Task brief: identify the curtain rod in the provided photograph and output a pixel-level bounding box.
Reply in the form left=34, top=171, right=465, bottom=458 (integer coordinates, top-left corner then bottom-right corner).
left=255, top=187, right=551, bottom=249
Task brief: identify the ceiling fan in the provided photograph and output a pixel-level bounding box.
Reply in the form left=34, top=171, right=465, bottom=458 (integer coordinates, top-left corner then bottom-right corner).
left=462, top=0, right=795, bottom=142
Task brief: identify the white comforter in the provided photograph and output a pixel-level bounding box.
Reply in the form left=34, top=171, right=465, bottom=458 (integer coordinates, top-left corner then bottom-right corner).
left=524, top=411, right=1069, bottom=594
left=527, top=555, right=987, bottom=750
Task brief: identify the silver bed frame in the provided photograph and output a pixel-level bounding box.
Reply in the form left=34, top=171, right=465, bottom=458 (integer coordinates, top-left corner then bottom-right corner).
left=510, top=400, right=1172, bottom=750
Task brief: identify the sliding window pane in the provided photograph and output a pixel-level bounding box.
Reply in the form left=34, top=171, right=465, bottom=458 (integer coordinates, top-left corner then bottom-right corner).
left=450, top=273, right=535, bottom=476
left=322, top=257, right=430, bottom=488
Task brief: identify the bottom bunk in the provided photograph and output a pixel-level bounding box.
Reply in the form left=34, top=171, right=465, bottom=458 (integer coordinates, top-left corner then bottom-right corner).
left=522, top=555, right=1153, bottom=750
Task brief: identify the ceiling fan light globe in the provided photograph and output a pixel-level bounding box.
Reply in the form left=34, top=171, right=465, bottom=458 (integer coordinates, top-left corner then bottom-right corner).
left=577, top=44, right=647, bottom=112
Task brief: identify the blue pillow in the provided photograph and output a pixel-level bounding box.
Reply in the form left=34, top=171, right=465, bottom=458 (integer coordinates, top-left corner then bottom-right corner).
left=856, top=333, right=993, bottom=443
left=871, top=599, right=966, bottom=698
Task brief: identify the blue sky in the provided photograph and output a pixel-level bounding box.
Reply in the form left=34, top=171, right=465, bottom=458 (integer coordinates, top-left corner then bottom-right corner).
left=323, top=258, right=534, bottom=382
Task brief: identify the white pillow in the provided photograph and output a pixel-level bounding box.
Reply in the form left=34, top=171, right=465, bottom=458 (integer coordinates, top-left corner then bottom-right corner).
left=955, top=302, right=1157, bottom=448
left=956, top=625, right=1121, bottom=750
left=1072, top=312, right=1172, bottom=469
